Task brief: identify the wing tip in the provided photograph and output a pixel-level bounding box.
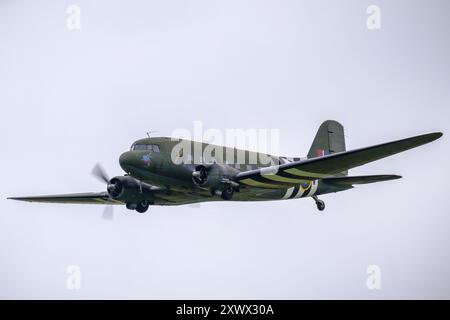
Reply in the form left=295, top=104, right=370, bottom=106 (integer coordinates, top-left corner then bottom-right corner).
left=410, top=132, right=443, bottom=145
left=7, top=197, right=28, bottom=202
left=377, top=174, right=402, bottom=181
left=400, top=132, right=443, bottom=149
left=427, top=132, right=443, bottom=141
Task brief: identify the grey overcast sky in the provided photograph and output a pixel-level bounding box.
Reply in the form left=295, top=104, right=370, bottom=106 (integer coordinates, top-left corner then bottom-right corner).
left=0, top=0, right=449, bottom=299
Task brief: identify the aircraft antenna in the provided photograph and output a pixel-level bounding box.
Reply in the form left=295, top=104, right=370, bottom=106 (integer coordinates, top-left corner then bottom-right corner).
left=146, top=131, right=157, bottom=138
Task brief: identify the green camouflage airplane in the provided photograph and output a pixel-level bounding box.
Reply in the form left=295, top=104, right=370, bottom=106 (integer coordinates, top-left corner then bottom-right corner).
left=8, top=121, right=442, bottom=215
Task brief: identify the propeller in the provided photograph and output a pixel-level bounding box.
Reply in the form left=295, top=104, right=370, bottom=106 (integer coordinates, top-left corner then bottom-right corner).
left=102, top=205, right=114, bottom=221
left=91, top=163, right=114, bottom=221
left=92, top=163, right=110, bottom=184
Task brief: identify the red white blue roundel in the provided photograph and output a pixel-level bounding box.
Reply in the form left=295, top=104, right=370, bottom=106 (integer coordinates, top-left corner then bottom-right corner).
left=316, top=148, right=328, bottom=157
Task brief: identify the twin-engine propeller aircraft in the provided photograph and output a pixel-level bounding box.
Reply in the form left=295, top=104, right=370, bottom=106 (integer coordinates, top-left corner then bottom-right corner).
left=9, top=121, right=442, bottom=214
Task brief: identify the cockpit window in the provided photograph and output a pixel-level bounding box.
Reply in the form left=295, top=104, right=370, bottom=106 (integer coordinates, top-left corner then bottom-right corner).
left=132, top=144, right=160, bottom=152
left=133, top=144, right=148, bottom=150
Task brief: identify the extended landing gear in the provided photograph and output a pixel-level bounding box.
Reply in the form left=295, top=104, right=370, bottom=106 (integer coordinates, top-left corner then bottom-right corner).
left=221, top=187, right=234, bottom=200
left=126, top=201, right=150, bottom=213
left=212, top=186, right=235, bottom=200
left=312, top=195, right=325, bottom=212
left=136, top=201, right=149, bottom=213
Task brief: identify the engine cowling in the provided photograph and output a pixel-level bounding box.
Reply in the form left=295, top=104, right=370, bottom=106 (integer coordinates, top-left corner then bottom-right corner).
left=107, top=176, right=154, bottom=202
left=192, top=165, right=208, bottom=186
left=191, top=163, right=240, bottom=200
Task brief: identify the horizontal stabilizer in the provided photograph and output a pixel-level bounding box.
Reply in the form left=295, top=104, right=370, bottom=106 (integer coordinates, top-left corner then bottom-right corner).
left=322, top=174, right=401, bottom=186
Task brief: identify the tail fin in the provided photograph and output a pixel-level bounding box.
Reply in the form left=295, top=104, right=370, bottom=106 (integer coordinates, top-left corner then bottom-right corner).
left=308, top=120, right=347, bottom=175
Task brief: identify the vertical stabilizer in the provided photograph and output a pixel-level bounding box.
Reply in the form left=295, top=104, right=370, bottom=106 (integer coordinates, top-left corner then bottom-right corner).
left=307, top=120, right=347, bottom=175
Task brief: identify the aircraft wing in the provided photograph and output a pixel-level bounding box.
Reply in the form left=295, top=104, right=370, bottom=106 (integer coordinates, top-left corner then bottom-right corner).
left=321, top=174, right=402, bottom=186
left=235, top=132, right=442, bottom=189
left=8, top=192, right=123, bottom=205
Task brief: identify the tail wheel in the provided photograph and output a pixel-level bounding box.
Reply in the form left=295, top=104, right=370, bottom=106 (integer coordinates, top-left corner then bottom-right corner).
left=316, top=200, right=325, bottom=211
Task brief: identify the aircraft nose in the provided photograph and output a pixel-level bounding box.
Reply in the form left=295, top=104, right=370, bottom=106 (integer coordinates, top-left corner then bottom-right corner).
left=119, top=151, right=134, bottom=172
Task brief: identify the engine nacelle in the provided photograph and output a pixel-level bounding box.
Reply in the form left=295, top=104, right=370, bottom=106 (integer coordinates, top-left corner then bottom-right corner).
left=191, top=163, right=239, bottom=199
left=107, top=176, right=154, bottom=202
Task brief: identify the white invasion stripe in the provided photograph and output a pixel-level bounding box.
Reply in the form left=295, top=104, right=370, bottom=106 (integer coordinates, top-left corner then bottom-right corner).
left=294, top=187, right=306, bottom=198
left=282, top=187, right=295, bottom=199
left=306, top=180, right=319, bottom=197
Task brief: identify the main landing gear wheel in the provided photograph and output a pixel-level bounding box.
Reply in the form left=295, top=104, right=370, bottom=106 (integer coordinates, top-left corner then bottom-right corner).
left=135, top=201, right=149, bottom=213
left=312, top=195, right=325, bottom=212
left=221, top=187, right=234, bottom=200
left=126, top=201, right=149, bottom=213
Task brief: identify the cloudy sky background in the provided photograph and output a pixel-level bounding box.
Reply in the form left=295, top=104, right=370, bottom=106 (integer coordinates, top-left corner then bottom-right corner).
left=0, top=0, right=449, bottom=299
